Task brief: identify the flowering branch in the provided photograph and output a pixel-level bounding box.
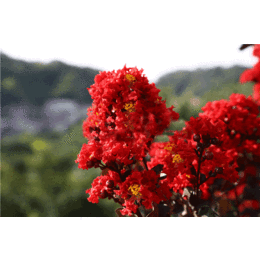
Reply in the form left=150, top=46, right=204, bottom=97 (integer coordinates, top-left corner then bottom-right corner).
left=75, top=46, right=260, bottom=217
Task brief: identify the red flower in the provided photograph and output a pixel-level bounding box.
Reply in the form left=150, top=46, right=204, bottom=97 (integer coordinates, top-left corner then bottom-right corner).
left=239, top=44, right=260, bottom=106
left=76, top=58, right=260, bottom=217
left=75, top=65, right=179, bottom=171
left=238, top=200, right=260, bottom=212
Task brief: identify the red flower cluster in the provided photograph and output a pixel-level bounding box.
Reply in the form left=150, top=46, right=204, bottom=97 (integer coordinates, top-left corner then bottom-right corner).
left=148, top=93, right=260, bottom=205
left=114, top=169, right=172, bottom=216
left=75, top=64, right=179, bottom=170
left=75, top=48, right=260, bottom=217
left=85, top=170, right=121, bottom=203
left=240, top=44, right=260, bottom=106
left=75, top=65, right=180, bottom=216
left=148, top=117, right=239, bottom=201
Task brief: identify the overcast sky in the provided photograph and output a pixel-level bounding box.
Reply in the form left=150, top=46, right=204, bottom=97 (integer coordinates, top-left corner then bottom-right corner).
left=1, top=0, right=258, bottom=84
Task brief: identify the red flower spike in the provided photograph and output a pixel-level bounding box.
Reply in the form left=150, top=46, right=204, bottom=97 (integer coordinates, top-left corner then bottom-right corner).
left=205, top=151, right=214, bottom=160
left=76, top=55, right=260, bottom=216
left=75, top=65, right=180, bottom=172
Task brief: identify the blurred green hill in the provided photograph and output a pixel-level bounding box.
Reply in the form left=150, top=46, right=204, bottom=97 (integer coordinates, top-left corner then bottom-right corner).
left=1, top=52, right=99, bottom=108
left=1, top=52, right=253, bottom=109
left=155, top=65, right=247, bottom=96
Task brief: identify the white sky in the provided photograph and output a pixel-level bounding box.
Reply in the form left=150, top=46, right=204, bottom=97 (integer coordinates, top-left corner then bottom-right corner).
left=1, top=0, right=258, bottom=84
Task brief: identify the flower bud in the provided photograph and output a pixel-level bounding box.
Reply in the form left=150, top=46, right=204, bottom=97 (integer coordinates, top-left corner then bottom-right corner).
left=205, top=151, right=214, bottom=160
left=193, top=134, right=201, bottom=142
left=211, top=137, right=219, bottom=145
left=100, top=189, right=109, bottom=199
left=196, top=143, right=203, bottom=153
left=106, top=180, right=114, bottom=188
left=214, top=167, right=223, bottom=175
left=87, top=160, right=96, bottom=168
left=197, top=146, right=203, bottom=153
left=209, top=170, right=216, bottom=177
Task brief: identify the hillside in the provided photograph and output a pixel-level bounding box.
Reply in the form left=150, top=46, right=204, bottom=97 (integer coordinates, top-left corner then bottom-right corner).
left=1, top=52, right=252, bottom=110
left=155, top=65, right=249, bottom=96
left=1, top=53, right=100, bottom=108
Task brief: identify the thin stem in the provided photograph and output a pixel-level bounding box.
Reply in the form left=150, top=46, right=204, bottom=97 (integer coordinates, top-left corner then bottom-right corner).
left=142, top=156, right=149, bottom=171
left=196, top=148, right=203, bottom=197
left=209, top=206, right=220, bottom=217
left=134, top=207, right=143, bottom=217
left=234, top=184, right=240, bottom=217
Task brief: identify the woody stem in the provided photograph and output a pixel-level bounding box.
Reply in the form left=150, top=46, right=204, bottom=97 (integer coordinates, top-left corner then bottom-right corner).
left=142, top=157, right=149, bottom=171
left=197, top=147, right=204, bottom=198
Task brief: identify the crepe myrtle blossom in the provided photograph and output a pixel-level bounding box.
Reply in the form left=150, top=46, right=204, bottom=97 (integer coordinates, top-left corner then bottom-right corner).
left=75, top=64, right=179, bottom=170
left=85, top=167, right=172, bottom=216
left=147, top=93, right=260, bottom=202
left=198, top=93, right=260, bottom=157
left=82, top=90, right=260, bottom=216
left=75, top=58, right=260, bottom=216
left=147, top=117, right=240, bottom=200
left=240, top=44, right=260, bottom=106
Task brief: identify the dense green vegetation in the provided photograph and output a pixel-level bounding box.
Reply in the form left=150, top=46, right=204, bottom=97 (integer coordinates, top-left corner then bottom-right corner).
left=1, top=123, right=119, bottom=216
left=1, top=53, right=99, bottom=108
left=1, top=52, right=256, bottom=216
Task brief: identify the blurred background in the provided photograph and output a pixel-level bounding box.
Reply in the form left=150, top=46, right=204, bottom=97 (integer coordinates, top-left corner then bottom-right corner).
left=1, top=0, right=257, bottom=217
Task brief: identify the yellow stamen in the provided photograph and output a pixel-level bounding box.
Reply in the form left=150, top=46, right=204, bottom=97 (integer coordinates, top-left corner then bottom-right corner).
left=172, top=154, right=184, bottom=163
left=164, top=142, right=175, bottom=153
left=124, top=102, right=136, bottom=113
left=125, top=74, right=136, bottom=83
left=128, top=184, right=142, bottom=197
left=155, top=98, right=160, bottom=104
